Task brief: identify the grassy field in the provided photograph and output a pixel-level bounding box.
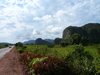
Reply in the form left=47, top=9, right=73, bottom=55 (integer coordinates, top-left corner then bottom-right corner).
left=17, top=44, right=100, bottom=75
left=0, top=45, right=6, bottom=49
left=18, top=44, right=99, bottom=59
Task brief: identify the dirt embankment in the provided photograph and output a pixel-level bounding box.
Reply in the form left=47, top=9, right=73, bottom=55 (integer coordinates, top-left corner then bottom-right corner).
left=0, top=47, right=29, bottom=75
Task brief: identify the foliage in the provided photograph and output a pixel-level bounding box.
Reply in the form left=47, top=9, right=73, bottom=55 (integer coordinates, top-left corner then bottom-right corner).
left=20, top=52, right=46, bottom=65
left=81, top=36, right=89, bottom=46
left=65, top=46, right=97, bottom=75
left=29, top=57, right=47, bottom=74
left=33, top=47, right=52, bottom=56
left=33, top=56, right=76, bottom=75
left=97, top=44, right=100, bottom=54
left=19, top=44, right=100, bottom=75
left=17, top=46, right=27, bottom=53
left=0, top=45, right=5, bottom=49
left=15, top=42, right=23, bottom=47
left=63, top=23, right=100, bottom=44
left=70, top=33, right=81, bottom=44
left=47, top=44, right=54, bottom=48
left=92, top=56, right=100, bottom=74
left=4, top=44, right=9, bottom=47
left=20, top=52, right=48, bottom=74
left=60, top=41, right=69, bottom=47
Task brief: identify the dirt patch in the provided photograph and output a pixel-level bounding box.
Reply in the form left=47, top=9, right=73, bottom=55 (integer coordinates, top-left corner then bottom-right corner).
left=0, top=47, right=29, bottom=75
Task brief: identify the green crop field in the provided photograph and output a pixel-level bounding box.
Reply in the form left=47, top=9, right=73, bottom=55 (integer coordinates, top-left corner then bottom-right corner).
left=17, top=44, right=99, bottom=59
left=17, top=44, right=100, bottom=75
left=0, top=45, right=5, bottom=49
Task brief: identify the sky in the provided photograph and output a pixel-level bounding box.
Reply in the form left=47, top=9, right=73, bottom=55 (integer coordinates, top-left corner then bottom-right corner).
left=0, top=0, right=100, bottom=43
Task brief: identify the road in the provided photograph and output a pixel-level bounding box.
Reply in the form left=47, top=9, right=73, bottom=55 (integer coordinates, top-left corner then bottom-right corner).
left=0, top=46, right=14, bottom=59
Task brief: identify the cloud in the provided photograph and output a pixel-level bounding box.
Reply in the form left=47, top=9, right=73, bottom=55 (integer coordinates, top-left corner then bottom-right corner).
left=0, top=0, right=100, bottom=43
left=46, top=25, right=62, bottom=34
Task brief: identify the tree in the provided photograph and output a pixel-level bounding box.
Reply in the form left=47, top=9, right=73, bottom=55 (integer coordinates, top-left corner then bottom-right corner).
left=60, top=41, right=69, bottom=47
left=15, top=42, right=23, bottom=47
left=70, top=33, right=81, bottom=44
left=81, top=36, right=88, bottom=46
left=65, top=46, right=95, bottom=75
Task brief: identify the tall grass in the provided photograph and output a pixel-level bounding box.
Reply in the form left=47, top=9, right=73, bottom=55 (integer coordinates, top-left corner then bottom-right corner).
left=0, top=45, right=5, bottom=49
left=17, top=44, right=100, bottom=75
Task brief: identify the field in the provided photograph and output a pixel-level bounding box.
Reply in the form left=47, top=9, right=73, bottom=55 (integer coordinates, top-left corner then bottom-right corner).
left=17, top=44, right=100, bottom=75
left=18, top=44, right=99, bottom=59
left=0, top=45, right=6, bottom=49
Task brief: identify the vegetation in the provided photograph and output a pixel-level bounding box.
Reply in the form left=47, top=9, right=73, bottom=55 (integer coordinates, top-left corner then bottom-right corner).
left=97, top=44, right=100, bottom=54
left=47, top=44, right=55, bottom=48
left=81, top=36, right=89, bottom=46
left=60, top=40, right=69, bottom=47
left=70, top=33, right=81, bottom=44
left=63, top=23, right=100, bottom=44
left=33, top=56, right=75, bottom=75
left=16, top=23, right=100, bottom=75
left=65, top=46, right=96, bottom=75
left=16, top=43, right=100, bottom=75
left=0, top=45, right=5, bottom=49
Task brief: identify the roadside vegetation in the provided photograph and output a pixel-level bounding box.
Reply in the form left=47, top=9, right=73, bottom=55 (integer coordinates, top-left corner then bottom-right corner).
left=0, top=44, right=9, bottom=49
left=15, top=44, right=100, bottom=75
left=15, top=33, right=100, bottom=75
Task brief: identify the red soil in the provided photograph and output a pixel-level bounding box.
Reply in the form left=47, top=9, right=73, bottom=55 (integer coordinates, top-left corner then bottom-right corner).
left=0, top=47, right=29, bottom=75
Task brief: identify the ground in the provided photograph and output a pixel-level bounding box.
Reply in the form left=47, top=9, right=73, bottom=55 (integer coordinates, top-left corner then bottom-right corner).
left=0, top=47, right=29, bottom=75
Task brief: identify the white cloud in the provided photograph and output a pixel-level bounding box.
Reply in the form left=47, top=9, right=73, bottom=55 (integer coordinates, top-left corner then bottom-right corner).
left=0, top=0, right=100, bottom=43
left=46, top=25, right=62, bottom=34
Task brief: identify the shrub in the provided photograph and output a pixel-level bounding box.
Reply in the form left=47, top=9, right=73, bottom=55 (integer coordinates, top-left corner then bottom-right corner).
left=97, top=44, right=100, bottom=54
left=47, top=44, right=54, bottom=48
left=60, top=41, right=69, bottom=47
left=81, top=36, right=88, bottom=46
left=22, top=46, right=27, bottom=49
left=20, top=52, right=46, bottom=65
left=65, top=46, right=95, bottom=75
left=33, top=56, right=76, bottom=75
left=19, top=49, right=24, bottom=53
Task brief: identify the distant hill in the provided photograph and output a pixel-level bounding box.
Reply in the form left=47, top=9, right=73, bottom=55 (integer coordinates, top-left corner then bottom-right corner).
left=63, top=23, right=100, bottom=44
left=35, top=38, right=50, bottom=45
left=0, top=42, right=12, bottom=45
left=44, top=39, right=54, bottom=44
left=23, top=40, right=35, bottom=44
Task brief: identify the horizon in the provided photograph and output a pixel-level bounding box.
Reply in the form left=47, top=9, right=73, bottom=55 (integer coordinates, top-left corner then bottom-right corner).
left=0, top=0, right=100, bottom=43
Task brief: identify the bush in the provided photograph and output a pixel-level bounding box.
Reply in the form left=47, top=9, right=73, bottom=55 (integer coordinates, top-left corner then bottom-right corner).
left=97, top=47, right=100, bottom=54
left=47, top=44, right=54, bottom=48
left=97, top=44, right=100, bottom=54
left=22, top=46, right=27, bottom=49
left=60, top=41, right=69, bottom=47
left=65, top=46, right=95, bottom=75
left=33, top=56, right=76, bottom=75
left=20, top=52, right=46, bottom=65
left=19, top=49, right=24, bottom=53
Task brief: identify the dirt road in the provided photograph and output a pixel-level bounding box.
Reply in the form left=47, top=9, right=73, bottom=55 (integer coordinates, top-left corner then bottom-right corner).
left=0, top=47, right=29, bottom=75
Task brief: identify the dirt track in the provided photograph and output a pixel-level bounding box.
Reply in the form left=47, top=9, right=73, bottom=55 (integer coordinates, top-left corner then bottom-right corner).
left=0, top=47, right=29, bottom=75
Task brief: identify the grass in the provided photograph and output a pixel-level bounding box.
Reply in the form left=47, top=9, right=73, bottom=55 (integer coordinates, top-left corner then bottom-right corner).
left=0, top=45, right=5, bottom=49
left=85, top=46, right=99, bottom=56
left=18, top=44, right=100, bottom=75
left=18, top=44, right=99, bottom=59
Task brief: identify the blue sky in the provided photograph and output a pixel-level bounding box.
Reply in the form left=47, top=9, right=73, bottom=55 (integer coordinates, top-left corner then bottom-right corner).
left=0, top=0, right=100, bottom=43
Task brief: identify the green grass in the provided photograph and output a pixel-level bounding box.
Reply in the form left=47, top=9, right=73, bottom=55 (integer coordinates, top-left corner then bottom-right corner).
left=0, top=45, right=5, bottom=49
left=85, top=46, right=99, bottom=56
left=18, top=44, right=99, bottom=59
left=18, top=44, right=100, bottom=75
